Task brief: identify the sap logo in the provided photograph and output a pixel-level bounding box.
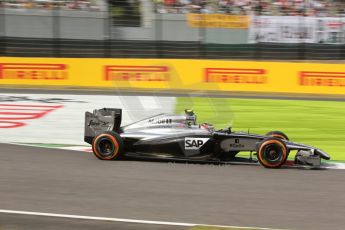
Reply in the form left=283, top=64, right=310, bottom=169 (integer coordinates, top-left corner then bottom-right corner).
left=185, top=138, right=209, bottom=150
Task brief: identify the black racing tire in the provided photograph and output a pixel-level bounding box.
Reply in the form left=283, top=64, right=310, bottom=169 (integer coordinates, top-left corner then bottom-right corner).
left=92, top=131, right=124, bottom=160
left=266, top=130, right=289, bottom=141
left=257, top=137, right=288, bottom=168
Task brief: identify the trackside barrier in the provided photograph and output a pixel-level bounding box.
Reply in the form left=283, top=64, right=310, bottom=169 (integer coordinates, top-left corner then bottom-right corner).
left=0, top=57, right=344, bottom=95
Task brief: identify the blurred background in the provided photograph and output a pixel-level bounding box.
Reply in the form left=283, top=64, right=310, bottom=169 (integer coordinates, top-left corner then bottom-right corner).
left=1, top=0, right=345, bottom=59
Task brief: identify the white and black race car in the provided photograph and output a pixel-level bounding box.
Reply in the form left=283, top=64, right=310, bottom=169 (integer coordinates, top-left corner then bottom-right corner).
left=84, top=108, right=330, bottom=168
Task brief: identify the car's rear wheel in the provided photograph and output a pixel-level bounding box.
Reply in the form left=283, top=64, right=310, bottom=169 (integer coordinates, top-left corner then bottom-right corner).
left=92, top=131, right=124, bottom=160
left=257, top=137, right=288, bottom=168
left=266, top=130, right=289, bottom=141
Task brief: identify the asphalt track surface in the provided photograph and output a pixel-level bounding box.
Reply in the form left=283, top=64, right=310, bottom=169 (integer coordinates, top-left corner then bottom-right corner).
left=1, top=143, right=345, bottom=230
left=0, top=213, right=183, bottom=230
left=1, top=88, right=345, bottom=230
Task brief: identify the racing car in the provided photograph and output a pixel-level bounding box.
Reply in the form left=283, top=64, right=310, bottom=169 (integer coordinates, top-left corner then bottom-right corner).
left=84, top=108, right=330, bottom=168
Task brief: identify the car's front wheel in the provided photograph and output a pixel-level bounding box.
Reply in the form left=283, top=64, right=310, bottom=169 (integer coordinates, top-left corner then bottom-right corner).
left=257, top=137, right=288, bottom=168
left=92, top=131, right=124, bottom=160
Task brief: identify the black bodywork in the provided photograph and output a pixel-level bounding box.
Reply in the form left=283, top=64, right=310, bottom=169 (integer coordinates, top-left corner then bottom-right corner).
left=84, top=108, right=330, bottom=167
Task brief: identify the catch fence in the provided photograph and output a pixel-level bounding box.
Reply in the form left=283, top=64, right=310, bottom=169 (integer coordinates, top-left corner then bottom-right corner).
left=1, top=1, right=345, bottom=60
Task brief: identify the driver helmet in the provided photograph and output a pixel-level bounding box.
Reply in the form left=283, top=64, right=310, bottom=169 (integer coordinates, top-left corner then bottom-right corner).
left=185, top=109, right=196, bottom=126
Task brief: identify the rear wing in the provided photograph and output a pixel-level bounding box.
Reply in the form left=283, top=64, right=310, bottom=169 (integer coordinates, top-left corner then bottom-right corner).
left=84, top=108, right=122, bottom=144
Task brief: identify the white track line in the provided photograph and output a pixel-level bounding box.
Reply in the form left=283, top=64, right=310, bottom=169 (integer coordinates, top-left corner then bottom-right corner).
left=0, top=209, right=278, bottom=230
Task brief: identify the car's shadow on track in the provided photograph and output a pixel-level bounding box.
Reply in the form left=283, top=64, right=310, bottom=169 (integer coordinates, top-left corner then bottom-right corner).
left=119, top=156, right=330, bottom=170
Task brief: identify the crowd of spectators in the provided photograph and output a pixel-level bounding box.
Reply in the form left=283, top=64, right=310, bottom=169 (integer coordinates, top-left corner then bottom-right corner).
left=0, top=0, right=102, bottom=11
left=1, top=0, right=344, bottom=16
left=154, top=0, right=345, bottom=16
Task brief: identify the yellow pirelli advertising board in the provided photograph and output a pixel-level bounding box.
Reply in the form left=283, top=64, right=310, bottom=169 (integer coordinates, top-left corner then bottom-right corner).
left=0, top=57, right=344, bottom=95
left=187, top=13, right=249, bottom=29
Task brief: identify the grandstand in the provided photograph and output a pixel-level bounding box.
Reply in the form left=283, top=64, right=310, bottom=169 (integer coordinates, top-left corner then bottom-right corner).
left=154, top=0, right=345, bottom=16
left=0, top=0, right=345, bottom=59
left=1, top=0, right=103, bottom=10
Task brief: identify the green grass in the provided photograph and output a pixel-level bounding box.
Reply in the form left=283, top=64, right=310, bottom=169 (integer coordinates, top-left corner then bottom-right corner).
left=176, top=97, right=345, bottom=162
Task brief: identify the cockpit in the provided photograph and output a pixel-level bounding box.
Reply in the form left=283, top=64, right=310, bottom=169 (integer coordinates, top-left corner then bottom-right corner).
left=183, top=109, right=233, bottom=133
left=184, top=109, right=215, bottom=132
